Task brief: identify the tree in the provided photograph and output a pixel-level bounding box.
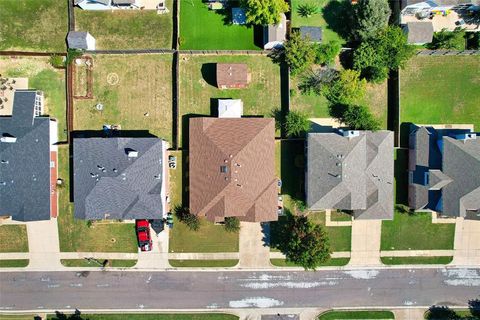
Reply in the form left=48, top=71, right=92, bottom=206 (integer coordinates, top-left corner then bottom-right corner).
left=285, top=110, right=311, bottom=137
left=353, top=26, right=415, bottom=83
left=299, top=68, right=338, bottom=96
left=224, top=217, right=241, bottom=233
left=322, top=69, right=366, bottom=105
left=351, top=0, right=391, bottom=41
left=240, top=0, right=289, bottom=25
left=429, top=28, right=466, bottom=50
left=314, top=41, right=341, bottom=65
left=284, top=31, right=316, bottom=75
left=173, top=205, right=200, bottom=231
left=283, top=215, right=331, bottom=270
left=341, top=105, right=380, bottom=131
left=297, top=2, right=318, bottom=18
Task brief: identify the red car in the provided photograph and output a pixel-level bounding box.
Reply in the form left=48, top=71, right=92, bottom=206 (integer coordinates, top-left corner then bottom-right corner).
left=136, top=220, right=152, bottom=252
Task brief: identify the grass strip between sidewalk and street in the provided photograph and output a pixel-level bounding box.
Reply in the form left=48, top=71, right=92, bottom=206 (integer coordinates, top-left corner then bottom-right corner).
left=270, top=258, right=350, bottom=268
left=318, top=310, right=395, bottom=320
left=169, top=259, right=239, bottom=268
left=60, top=259, right=137, bottom=268
left=0, top=259, right=29, bottom=268
left=381, top=256, right=453, bottom=265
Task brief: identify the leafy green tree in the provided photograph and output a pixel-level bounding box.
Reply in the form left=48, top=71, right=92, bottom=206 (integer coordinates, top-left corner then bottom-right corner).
left=285, top=110, right=311, bottom=137
left=322, top=69, right=366, bottom=104
left=314, top=41, right=341, bottom=65
left=429, top=28, right=466, bottom=50
left=240, top=0, right=289, bottom=25
left=299, top=68, right=338, bottom=96
left=283, top=215, right=331, bottom=270
left=174, top=206, right=200, bottom=231
left=224, top=217, right=241, bottom=233
left=351, top=0, right=391, bottom=41
left=353, top=26, right=415, bottom=83
left=342, top=105, right=380, bottom=131
left=284, top=31, right=316, bottom=75
left=297, top=2, right=318, bottom=18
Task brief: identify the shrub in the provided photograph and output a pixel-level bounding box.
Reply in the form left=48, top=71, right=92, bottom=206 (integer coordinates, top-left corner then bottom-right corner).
left=224, top=217, right=241, bottom=233
left=299, top=68, right=338, bottom=96
left=329, top=104, right=380, bottom=131
left=49, top=54, right=65, bottom=68
left=174, top=206, right=200, bottom=231
left=297, top=3, right=318, bottom=18
left=65, top=49, right=84, bottom=66
left=429, top=28, right=466, bottom=50
left=322, top=69, right=366, bottom=104
left=285, top=110, right=311, bottom=138
left=314, top=41, right=341, bottom=65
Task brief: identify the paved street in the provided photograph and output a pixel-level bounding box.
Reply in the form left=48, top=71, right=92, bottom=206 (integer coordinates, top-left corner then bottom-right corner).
left=1, top=268, right=478, bottom=311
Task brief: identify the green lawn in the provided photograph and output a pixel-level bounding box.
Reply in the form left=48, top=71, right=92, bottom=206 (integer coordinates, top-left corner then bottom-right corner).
left=381, top=256, right=453, bottom=265
left=57, top=146, right=138, bottom=253
left=0, top=225, right=28, bottom=252
left=74, top=0, right=173, bottom=50
left=291, top=74, right=388, bottom=128
left=291, top=0, right=349, bottom=45
left=0, top=0, right=68, bottom=51
left=381, top=210, right=455, bottom=251
left=0, top=57, right=67, bottom=141
left=0, top=259, right=29, bottom=268
left=400, top=55, right=480, bottom=130
left=309, top=212, right=352, bottom=252
left=169, top=217, right=239, bottom=253
left=61, top=259, right=137, bottom=268
left=0, top=316, right=37, bottom=320
left=318, top=310, right=395, bottom=320
left=169, top=259, right=239, bottom=267
left=73, top=54, right=173, bottom=143
left=270, top=258, right=349, bottom=267
left=180, top=0, right=259, bottom=50
left=179, top=54, right=281, bottom=147
left=47, top=314, right=238, bottom=320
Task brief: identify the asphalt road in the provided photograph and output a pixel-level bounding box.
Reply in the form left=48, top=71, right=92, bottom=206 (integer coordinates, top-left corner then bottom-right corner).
left=0, top=268, right=479, bottom=310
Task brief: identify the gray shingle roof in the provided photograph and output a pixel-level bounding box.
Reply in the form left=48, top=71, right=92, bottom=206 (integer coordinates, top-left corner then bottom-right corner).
left=265, top=13, right=287, bottom=44
left=300, top=26, right=323, bottom=42
left=404, top=22, right=434, bottom=44
left=0, top=91, right=52, bottom=221
left=73, top=137, right=166, bottom=220
left=306, top=130, right=394, bottom=220
left=408, top=125, right=480, bottom=219
left=67, top=31, right=90, bottom=50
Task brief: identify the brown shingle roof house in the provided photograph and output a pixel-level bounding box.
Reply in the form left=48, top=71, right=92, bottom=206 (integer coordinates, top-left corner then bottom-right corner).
left=189, top=117, right=278, bottom=223
left=216, top=63, right=251, bottom=89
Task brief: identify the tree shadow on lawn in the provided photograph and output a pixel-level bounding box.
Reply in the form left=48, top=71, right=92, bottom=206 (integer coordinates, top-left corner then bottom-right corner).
left=322, top=0, right=354, bottom=43
left=201, top=63, right=218, bottom=87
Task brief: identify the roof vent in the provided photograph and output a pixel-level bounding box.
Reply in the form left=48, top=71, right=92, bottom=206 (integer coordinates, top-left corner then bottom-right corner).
left=220, top=165, right=228, bottom=173
left=0, top=136, right=17, bottom=143
left=1, top=160, right=8, bottom=164
left=455, top=133, right=477, bottom=141
left=0, top=182, right=6, bottom=186
left=342, top=130, right=360, bottom=138
left=128, top=150, right=139, bottom=158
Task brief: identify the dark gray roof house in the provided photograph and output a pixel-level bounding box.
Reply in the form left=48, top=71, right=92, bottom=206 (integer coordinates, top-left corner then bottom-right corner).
left=300, top=26, right=323, bottom=42
left=0, top=91, right=56, bottom=221
left=306, top=130, right=394, bottom=220
left=408, top=125, right=480, bottom=220
left=73, top=137, right=167, bottom=220
left=404, top=21, right=434, bottom=44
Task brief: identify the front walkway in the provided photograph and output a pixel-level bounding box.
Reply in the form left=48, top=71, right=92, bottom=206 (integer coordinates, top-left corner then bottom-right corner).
left=238, top=222, right=271, bottom=268
left=348, top=220, right=382, bottom=267
left=452, top=218, right=480, bottom=266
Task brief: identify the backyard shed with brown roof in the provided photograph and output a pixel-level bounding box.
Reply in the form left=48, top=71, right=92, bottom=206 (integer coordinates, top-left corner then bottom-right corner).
left=189, top=117, right=278, bottom=223
left=216, top=63, right=251, bottom=89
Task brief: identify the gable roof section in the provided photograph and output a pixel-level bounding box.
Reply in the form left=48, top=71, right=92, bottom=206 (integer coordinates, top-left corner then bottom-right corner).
left=0, top=91, right=51, bottom=221
left=216, top=63, right=249, bottom=88
left=73, top=137, right=166, bottom=220
left=306, top=131, right=394, bottom=220
left=189, top=117, right=277, bottom=223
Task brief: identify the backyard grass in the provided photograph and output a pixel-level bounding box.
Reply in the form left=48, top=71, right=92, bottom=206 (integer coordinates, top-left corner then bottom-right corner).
left=47, top=314, right=238, bottom=320
left=400, top=55, right=480, bottom=130
left=270, top=258, right=350, bottom=267
left=0, top=259, right=29, bottom=268
left=73, top=54, right=173, bottom=143
left=169, top=259, right=239, bottom=267
left=74, top=0, right=173, bottom=50
left=0, top=57, right=68, bottom=141
left=61, top=259, right=137, bottom=268
left=179, top=54, right=281, bottom=147
left=291, top=0, right=349, bottom=45
left=180, top=0, right=259, bottom=50
left=169, top=216, right=239, bottom=253
left=57, top=146, right=138, bottom=253
left=0, top=225, right=28, bottom=252
left=318, top=310, right=395, bottom=320
left=0, top=0, right=68, bottom=51
left=381, top=210, right=455, bottom=251
left=381, top=256, right=453, bottom=265
left=290, top=75, right=388, bottom=128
